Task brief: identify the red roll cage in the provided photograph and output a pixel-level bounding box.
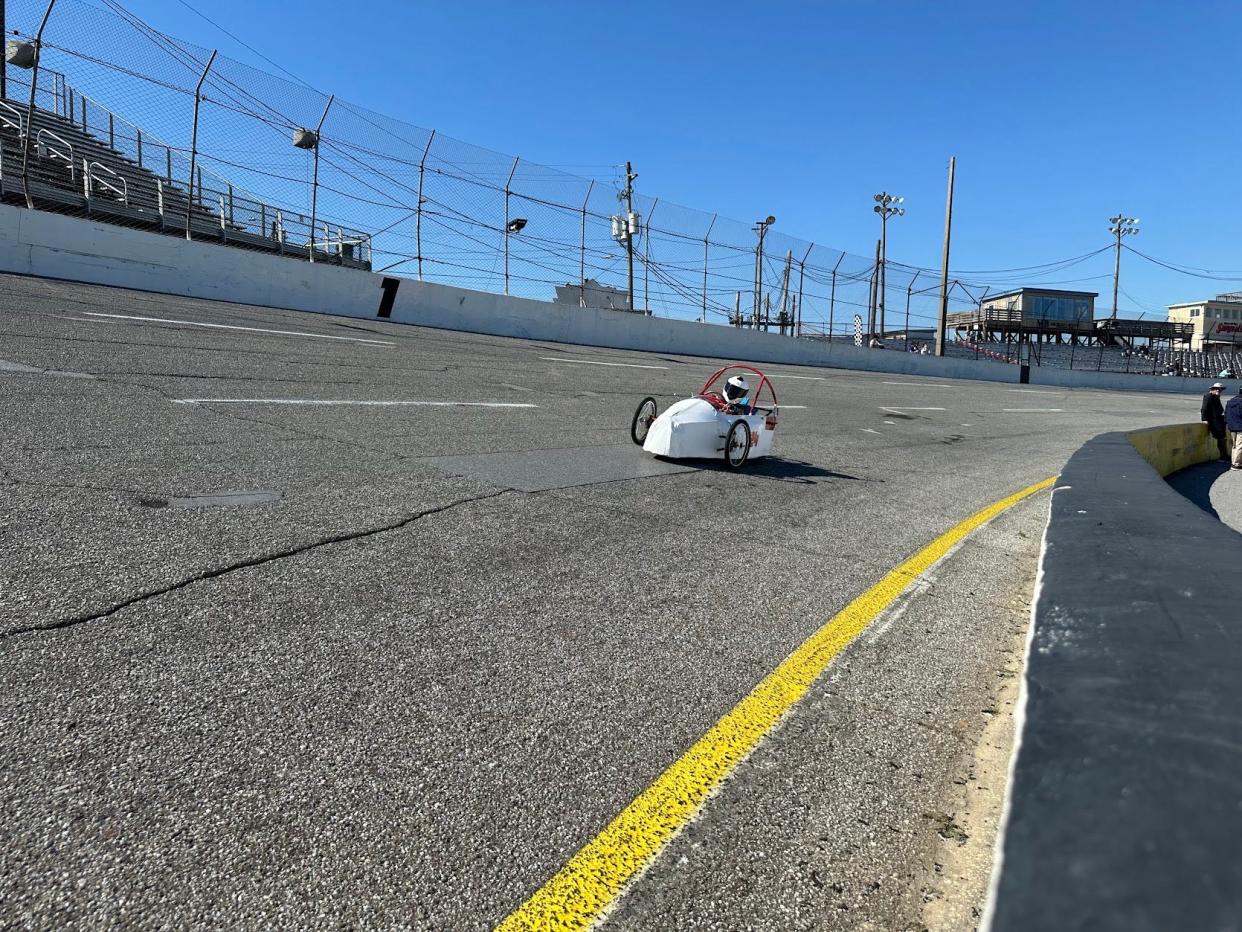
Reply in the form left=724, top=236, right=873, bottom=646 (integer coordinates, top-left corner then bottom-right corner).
left=695, top=364, right=778, bottom=413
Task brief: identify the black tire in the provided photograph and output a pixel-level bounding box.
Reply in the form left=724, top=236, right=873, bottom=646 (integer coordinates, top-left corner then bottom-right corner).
left=630, top=396, right=658, bottom=446
left=724, top=419, right=751, bottom=470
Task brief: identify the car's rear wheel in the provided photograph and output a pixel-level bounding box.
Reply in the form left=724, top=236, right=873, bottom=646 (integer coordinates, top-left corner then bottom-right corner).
left=631, top=396, right=658, bottom=446
left=724, top=419, right=751, bottom=470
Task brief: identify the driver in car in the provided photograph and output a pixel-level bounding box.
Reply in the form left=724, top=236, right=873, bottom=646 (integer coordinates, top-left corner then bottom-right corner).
left=722, top=375, right=751, bottom=414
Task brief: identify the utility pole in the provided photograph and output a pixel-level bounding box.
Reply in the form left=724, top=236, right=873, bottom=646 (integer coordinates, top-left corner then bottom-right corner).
left=935, top=156, right=955, bottom=356
left=624, top=162, right=637, bottom=312
left=873, top=192, right=905, bottom=340
left=868, top=239, right=881, bottom=341
left=752, top=215, right=776, bottom=327
left=1109, top=214, right=1139, bottom=320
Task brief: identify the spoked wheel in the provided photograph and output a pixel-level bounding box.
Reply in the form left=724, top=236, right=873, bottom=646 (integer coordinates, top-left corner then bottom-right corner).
left=630, top=396, right=658, bottom=446
left=724, top=419, right=752, bottom=470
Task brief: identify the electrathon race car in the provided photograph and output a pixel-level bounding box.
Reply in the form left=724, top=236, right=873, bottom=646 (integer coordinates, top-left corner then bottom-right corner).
left=630, top=364, right=779, bottom=470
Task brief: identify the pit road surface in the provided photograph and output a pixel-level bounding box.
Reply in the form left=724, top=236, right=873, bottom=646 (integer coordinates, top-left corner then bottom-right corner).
left=0, top=274, right=1191, bottom=929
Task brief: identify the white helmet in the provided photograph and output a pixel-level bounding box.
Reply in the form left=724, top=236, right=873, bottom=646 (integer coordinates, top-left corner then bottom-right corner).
left=722, top=375, right=750, bottom=404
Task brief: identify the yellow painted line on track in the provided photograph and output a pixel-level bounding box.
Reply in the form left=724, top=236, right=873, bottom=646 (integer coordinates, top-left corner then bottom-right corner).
left=497, top=475, right=1058, bottom=932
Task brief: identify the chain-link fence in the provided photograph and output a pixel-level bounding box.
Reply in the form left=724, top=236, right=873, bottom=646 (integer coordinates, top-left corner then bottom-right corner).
left=1, top=0, right=1201, bottom=375
left=0, top=0, right=974, bottom=337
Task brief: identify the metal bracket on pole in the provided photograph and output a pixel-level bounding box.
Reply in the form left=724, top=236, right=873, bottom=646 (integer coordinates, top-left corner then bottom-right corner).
left=307, top=93, right=333, bottom=263
left=185, top=48, right=217, bottom=241
left=20, top=0, right=58, bottom=210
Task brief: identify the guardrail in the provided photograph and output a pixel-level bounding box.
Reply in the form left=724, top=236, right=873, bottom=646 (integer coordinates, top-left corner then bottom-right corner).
left=987, top=423, right=1242, bottom=931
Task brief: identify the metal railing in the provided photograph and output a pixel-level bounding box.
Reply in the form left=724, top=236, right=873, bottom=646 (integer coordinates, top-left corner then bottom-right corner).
left=0, top=100, right=24, bottom=136
left=34, top=127, right=74, bottom=180
left=85, top=158, right=127, bottom=205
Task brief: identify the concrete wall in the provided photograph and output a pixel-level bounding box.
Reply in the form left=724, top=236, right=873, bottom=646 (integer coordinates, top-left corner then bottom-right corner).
left=0, top=203, right=1223, bottom=397
left=1127, top=422, right=1219, bottom=476
left=988, top=429, right=1242, bottom=931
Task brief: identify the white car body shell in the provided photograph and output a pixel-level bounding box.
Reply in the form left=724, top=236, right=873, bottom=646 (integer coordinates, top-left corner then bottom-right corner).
left=642, top=396, right=775, bottom=460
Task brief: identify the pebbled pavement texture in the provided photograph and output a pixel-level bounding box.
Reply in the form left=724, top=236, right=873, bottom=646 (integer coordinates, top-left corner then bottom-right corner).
left=0, top=273, right=1198, bottom=929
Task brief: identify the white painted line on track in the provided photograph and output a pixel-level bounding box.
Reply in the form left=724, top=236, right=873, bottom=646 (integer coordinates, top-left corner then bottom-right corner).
left=780, top=405, right=808, bottom=409
left=171, top=399, right=538, bottom=408
left=882, top=381, right=950, bottom=388
left=82, top=312, right=395, bottom=345
left=860, top=428, right=881, bottom=434
left=768, top=373, right=826, bottom=381
left=880, top=406, right=946, bottom=413
left=1002, top=408, right=1063, bottom=413
left=540, top=356, right=667, bottom=370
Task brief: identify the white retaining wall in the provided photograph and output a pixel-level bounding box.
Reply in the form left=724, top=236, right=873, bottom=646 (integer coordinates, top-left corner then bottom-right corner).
left=0, top=204, right=1216, bottom=395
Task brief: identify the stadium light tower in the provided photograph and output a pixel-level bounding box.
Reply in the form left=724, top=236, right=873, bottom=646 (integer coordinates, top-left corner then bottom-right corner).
left=873, top=192, right=904, bottom=339
left=1109, top=214, right=1139, bottom=320
left=752, top=215, right=776, bottom=327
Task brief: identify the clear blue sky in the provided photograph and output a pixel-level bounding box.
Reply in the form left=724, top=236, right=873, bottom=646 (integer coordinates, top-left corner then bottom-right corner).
left=111, top=0, right=1242, bottom=314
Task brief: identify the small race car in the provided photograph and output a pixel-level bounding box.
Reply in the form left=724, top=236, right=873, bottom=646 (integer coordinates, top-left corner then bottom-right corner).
left=630, top=364, right=779, bottom=470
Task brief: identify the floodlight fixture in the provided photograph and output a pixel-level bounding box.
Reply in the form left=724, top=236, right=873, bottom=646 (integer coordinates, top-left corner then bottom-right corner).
left=506, top=217, right=527, bottom=234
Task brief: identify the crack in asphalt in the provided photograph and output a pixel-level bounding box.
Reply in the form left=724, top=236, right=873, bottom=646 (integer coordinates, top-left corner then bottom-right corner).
left=3, top=488, right=512, bottom=639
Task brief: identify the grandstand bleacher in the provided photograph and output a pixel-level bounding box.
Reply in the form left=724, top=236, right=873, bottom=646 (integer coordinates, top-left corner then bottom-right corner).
left=0, top=70, right=371, bottom=270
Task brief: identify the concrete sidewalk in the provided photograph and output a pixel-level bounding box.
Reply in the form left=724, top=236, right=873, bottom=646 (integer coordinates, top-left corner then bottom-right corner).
left=1167, top=460, right=1242, bottom=533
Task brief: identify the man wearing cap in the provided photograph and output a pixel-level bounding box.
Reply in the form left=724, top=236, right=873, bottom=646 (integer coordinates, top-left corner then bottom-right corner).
left=1225, top=386, right=1242, bottom=469
left=1202, top=382, right=1229, bottom=461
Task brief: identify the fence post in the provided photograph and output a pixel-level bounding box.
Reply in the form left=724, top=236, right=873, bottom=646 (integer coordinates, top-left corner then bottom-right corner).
left=503, top=156, right=519, bottom=295
left=108, top=111, right=113, bottom=148
left=579, top=180, right=594, bottom=306
left=828, top=254, right=844, bottom=342
left=796, top=243, right=812, bottom=337
left=415, top=129, right=435, bottom=282
left=307, top=93, right=333, bottom=264
left=186, top=49, right=217, bottom=241
left=20, top=0, right=59, bottom=210
left=136, top=129, right=142, bottom=168
left=156, top=178, right=164, bottom=227
left=165, top=145, right=171, bottom=184
left=644, top=198, right=659, bottom=316
left=276, top=210, right=284, bottom=255
left=702, top=214, right=717, bottom=323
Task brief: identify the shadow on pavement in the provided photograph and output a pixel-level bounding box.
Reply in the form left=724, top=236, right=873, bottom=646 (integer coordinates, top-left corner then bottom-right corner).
left=682, top=457, right=865, bottom=484
left=1166, top=460, right=1231, bottom=520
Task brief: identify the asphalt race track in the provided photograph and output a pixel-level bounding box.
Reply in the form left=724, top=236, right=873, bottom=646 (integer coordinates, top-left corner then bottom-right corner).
left=0, top=273, right=1194, bottom=929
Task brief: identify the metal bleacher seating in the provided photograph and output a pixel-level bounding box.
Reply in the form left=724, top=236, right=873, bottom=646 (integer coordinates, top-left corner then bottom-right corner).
left=0, top=73, right=371, bottom=271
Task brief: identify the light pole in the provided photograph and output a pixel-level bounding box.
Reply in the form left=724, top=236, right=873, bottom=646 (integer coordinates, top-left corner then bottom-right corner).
left=752, top=215, right=776, bottom=327
left=873, top=192, right=904, bottom=339
left=1109, top=214, right=1139, bottom=321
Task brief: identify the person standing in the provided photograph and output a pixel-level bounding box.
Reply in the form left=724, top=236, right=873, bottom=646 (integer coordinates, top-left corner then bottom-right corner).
left=1226, top=386, right=1242, bottom=469
left=1202, top=382, right=1229, bottom=461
